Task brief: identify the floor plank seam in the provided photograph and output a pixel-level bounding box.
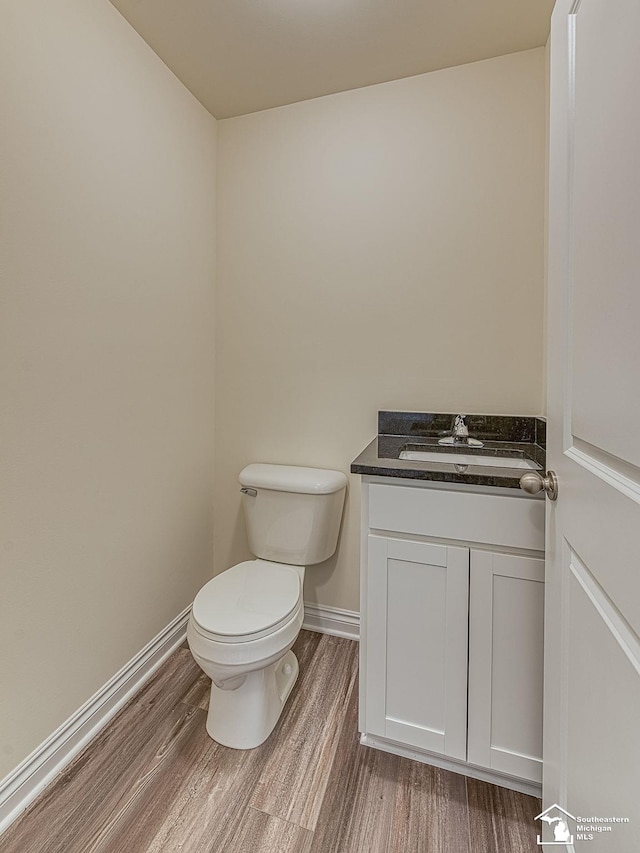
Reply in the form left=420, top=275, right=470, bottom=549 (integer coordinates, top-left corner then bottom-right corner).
left=248, top=804, right=313, bottom=833
left=464, top=776, right=473, bottom=853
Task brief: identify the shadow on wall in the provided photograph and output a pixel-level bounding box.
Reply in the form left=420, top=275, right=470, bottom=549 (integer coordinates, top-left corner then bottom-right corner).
left=214, top=502, right=250, bottom=578
left=303, top=551, right=340, bottom=607
left=300, top=481, right=351, bottom=607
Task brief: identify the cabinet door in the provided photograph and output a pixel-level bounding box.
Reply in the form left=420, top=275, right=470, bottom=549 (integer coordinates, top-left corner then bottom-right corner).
left=467, top=550, right=544, bottom=783
left=365, top=535, right=469, bottom=760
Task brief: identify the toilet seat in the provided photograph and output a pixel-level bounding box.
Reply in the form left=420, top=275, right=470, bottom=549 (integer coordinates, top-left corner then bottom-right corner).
left=191, top=560, right=302, bottom=643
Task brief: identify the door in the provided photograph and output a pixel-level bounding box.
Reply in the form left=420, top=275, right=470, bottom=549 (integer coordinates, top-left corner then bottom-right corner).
left=546, top=1, right=640, bottom=848
left=365, top=535, right=468, bottom=760
left=467, top=550, right=544, bottom=784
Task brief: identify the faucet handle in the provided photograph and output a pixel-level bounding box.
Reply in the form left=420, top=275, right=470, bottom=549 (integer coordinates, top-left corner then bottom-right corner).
left=453, top=414, right=468, bottom=436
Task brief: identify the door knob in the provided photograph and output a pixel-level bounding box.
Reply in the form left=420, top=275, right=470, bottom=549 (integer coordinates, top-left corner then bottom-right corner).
left=519, top=470, right=558, bottom=501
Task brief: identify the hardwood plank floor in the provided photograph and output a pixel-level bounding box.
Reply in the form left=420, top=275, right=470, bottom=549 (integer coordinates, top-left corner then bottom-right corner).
left=308, top=684, right=471, bottom=853
left=1, top=631, right=541, bottom=853
left=249, top=633, right=358, bottom=830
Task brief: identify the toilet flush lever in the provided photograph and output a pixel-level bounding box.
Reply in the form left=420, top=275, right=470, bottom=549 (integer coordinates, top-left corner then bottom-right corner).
left=240, top=487, right=257, bottom=497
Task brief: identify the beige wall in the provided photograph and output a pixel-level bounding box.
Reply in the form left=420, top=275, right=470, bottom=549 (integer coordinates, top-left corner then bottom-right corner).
left=215, top=48, right=546, bottom=612
left=0, top=0, right=216, bottom=779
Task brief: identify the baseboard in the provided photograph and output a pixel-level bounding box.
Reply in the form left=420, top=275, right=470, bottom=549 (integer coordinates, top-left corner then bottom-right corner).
left=0, top=607, right=190, bottom=837
left=360, top=734, right=542, bottom=799
left=1, top=601, right=357, bottom=836
left=302, top=602, right=360, bottom=640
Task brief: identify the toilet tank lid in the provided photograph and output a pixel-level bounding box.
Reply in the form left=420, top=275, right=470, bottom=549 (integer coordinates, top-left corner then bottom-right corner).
left=239, top=463, right=347, bottom=495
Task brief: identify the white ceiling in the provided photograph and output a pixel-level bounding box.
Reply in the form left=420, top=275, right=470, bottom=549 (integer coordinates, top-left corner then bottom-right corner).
left=110, top=0, right=554, bottom=119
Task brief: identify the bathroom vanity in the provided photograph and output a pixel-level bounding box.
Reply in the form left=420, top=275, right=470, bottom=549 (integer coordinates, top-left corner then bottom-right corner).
left=351, top=412, right=546, bottom=797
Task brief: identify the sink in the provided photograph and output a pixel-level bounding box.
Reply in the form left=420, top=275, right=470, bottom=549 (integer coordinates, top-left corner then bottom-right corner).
left=398, top=449, right=540, bottom=470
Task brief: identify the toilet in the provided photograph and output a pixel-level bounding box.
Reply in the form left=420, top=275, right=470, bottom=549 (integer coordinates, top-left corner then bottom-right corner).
left=187, top=463, right=347, bottom=749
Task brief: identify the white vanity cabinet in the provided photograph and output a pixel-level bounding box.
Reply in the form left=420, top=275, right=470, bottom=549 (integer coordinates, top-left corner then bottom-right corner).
left=359, top=477, right=545, bottom=795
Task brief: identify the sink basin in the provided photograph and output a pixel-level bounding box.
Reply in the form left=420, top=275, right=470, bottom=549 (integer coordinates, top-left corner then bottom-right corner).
left=398, top=449, right=540, bottom=470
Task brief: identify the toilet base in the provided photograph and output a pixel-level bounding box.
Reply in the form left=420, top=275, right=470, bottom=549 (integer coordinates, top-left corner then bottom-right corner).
left=205, top=650, right=299, bottom=749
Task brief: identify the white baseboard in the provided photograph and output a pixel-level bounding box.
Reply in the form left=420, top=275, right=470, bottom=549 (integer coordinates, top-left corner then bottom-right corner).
left=302, top=602, right=360, bottom=640
left=0, top=607, right=190, bottom=837
left=360, top=734, right=542, bottom=799
left=0, top=601, right=356, bottom=837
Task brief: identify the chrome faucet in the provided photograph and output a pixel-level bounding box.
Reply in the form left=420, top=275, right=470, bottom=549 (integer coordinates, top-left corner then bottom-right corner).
left=452, top=414, right=469, bottom=445
left=438, top=414, right=484, bottom=448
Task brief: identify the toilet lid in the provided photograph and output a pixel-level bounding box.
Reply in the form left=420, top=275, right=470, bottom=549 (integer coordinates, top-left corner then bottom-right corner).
left=191, top=560, right=302, bottom=641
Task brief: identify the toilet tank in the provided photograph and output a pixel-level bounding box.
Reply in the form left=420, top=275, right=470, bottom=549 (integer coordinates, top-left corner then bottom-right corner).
left=238, top=464, right=347, bottom=566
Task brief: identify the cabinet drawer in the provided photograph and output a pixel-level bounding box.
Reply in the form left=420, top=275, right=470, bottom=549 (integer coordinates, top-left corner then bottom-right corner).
left=368, top=483, right=544, bottom=551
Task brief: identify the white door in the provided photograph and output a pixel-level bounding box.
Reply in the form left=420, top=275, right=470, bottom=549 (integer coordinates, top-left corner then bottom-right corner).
left=546, top=0, right=640, bottom=849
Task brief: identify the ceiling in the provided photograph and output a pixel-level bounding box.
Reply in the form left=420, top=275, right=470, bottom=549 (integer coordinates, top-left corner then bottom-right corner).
left=109, top=0, right=554, bottom=119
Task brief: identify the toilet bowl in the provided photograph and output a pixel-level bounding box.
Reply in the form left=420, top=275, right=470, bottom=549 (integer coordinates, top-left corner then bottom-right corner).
left=187, top=559, right=304, bottom=748
left=187, top=464, right=347, bottom=750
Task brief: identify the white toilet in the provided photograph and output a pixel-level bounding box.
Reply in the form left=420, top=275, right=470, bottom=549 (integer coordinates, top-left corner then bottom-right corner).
left=187, top=463, right=347, bottom=749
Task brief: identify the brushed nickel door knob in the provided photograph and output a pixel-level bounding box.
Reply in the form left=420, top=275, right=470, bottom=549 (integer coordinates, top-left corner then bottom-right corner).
left=519, top=470, right=558, bottom=501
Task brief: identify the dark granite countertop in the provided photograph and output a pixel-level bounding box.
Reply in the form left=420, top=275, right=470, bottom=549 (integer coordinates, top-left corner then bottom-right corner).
left=350, top=411, right=546, bottom=491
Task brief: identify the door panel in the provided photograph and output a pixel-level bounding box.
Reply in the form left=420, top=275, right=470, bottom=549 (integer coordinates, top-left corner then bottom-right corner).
left=386, top=556, right=447, bottom=732
left=365, top=535, right=468, bottom=760
left=565, top=0, right=640, bottom=637
left=571, top=0, right=640, bottom=470
left=468, top=550, right=544, bottom=783
left=566, top=556, right=640, bottom=850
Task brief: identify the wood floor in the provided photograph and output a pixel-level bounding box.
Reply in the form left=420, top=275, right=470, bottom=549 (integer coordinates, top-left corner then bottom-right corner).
left=1, top=631, right=541, bottom=853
